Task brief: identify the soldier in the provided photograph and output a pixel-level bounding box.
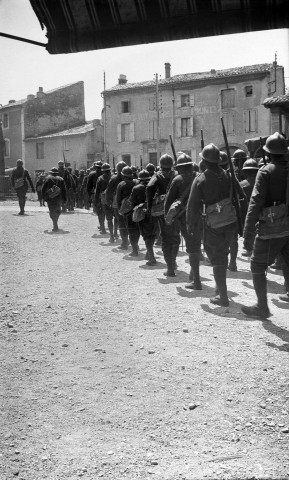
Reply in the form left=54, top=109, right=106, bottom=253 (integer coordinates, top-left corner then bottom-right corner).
left=11, top=159, right=35, bottom=215
left=81, top=169, right=91, bottom=210
left=241, top=132, right=289, bottom=319
left=57, top=161, right=72, bottom=213
left=116, top=166, right=139, bottom=253
left=145, top=163, right=156, bottom=177
left=129, top=169, right=157, bottom=265
left=239, top=159, right=259, bottom=257
left=87, top=160, right=103, bottom=217
left=146, top=154, right=177, bottom=276
left=165, top=153, right=202, bottom=287
left=94, top=163, right=113, bottom=238
left=187, top=144, right=241, bottom=306
left=35, top=173, right=46, bottom=206
left=42, top=167, right=67, bottom=232
left=131, top=165, right=138, bottom=179
left=76, top=170, right=85, bottom=208
left=232, top=149, right=247, bottom=181
left=106, top=161, right=127, bottom=241
left=67, top=167, right=77, bottom=211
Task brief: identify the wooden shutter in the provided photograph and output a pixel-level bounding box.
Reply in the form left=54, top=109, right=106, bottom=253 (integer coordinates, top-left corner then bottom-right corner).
left=117, top=124, right=121, bottom=142
left=176, top=95, right=181, bottom=108
left=176, top=118, right=181, bottom=137
left=228, top=112, right=235, bottom=134
left=190, top=117, right=194, bottom=136
left=189, top=94, right=195, bottom=107
left=130, top=122, right=135, bottom=141
left=244, top=111, right=250, bottom=133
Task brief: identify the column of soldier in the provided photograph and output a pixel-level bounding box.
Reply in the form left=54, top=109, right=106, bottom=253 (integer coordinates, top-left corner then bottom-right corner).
left=12, top=132, right=289, bottom=320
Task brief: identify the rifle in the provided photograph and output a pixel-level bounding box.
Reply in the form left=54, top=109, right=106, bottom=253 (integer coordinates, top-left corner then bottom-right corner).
left=201, top=129, right=204, bottom=150
left=169, top=135, right=177, bottom=164
left=221, top=117, right=243, bottom=236
left=63, top=151, right=68, bottom=168
left=260, top=137, right=267, bottom=165
left=112, top=154, right=116, bottom=173
left=140, top=155, right=143, bottom=170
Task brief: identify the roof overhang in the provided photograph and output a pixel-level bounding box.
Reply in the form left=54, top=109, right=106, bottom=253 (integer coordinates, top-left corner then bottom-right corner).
left=29, top=0, right=289, bottom=55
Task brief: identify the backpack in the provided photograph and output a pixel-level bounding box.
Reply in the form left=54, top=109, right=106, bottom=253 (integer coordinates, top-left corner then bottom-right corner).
left=46, top=179, right=61, bottom=199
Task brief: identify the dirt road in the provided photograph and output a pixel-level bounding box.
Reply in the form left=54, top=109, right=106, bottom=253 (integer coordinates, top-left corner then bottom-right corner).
left=1, top=200, right=289, bottom=480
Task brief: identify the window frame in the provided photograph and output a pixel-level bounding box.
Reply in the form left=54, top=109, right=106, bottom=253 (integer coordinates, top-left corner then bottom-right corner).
left=221, top=88, right=235, bottom=109
left=181, top=117, right=190, bottom=137
left=3, top=113, right=9, bottom=129
left=245, top=85, right=253, bottom=97
left=121, top=101, right=130, bottom=114
left=4, top=138, right=10, bottom=157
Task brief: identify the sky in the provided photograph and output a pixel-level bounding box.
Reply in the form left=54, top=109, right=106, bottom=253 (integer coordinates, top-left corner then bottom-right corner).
left=1, top=0, right=289, bottom=121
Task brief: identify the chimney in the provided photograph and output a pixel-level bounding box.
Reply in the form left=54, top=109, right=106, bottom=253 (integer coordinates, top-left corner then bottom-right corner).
left=37, top=87, right=45, bottom=98
left=210, top=69, right=216, bottom=74
left=27, top=94, right=35, bottom=101
left=8, top=100, right=16, bottom=104
left=118, top=74, right=127, bottom=85
left=165, top=63, right=171, bottom=79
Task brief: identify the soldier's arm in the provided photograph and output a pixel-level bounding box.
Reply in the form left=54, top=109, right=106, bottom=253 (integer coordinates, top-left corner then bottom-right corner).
left=61, top=179, right=67, bottom=203
left=243, top=170, right=267, bottom=238
left=105, top=177, right=115, bottom=206
left=186, top=177, right=202, bottom=233
left=25, top=170, right=35, bottom=192
left=146, top=174, right=158, bottom=211
left=164, top=177, right=179, bottom=214
left=94, top=178, right=102, bottom=204
left=116, top=183, right=122, bottom=211
left=86, top=173, right=93, bottom=195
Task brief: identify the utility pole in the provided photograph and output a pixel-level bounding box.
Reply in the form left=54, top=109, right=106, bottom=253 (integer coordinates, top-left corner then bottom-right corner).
left=103, top=71, right=107, bottom=161
left=155, top=73, right=160, bottom=161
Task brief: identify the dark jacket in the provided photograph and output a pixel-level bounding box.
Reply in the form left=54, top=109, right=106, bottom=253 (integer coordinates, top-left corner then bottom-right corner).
left=42, top=174, right=67, bottom=202
left=94, top=173, right=111, bottom=205
left=129, top=182, right=147, bottom=207
left=11, top=167, right=34, bottom=191
left=87, top=170, right=101, bottom=196
left=106, top=173, right=123, bottom=206
left=116, top=178, right=137, bottom=211
left=146, top=169, right=177, bottom=210
left=243, top=160, right=289, bottom=238
left=164, top=172, right=195, bottom=215
left=240, top=175, right=257, bottom=203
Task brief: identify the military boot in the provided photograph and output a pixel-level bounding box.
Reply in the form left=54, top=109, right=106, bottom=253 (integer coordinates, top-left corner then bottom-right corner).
left=185, top=253, right=202, bottom=290
left=145, top=239, right=157, bottom=266
left=129, top=241, right=139, bottom=257
left=228, top=240, right=238, bottom=271
left=163, top=247, right=175, bottom=277
left=241, top=272, right=271, bottom=319
left=172, top=245, right=179, bottom=270
left=210, top=266, right=229, bottom=306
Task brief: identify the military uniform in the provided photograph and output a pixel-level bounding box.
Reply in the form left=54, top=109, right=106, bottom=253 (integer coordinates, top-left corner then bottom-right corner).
left=106, top=161, right=127, bottom=240
left=240, top=159, right=259, bottom=255
left=42, top=168, right=67, bottom=231
left=57, top=163, right=73, bottom=213
left=187, top=144, right=240, bottom=306
left=241, top=132, right=289, bottom=318
left=94, top=164, right=113, bottom=238
left=11, top=160, right=35, bottom=215
left=35, top=174, right=46, bottom=206
left=116, top=167, right=139, bottom=253
left=165, top=154, right=201, bottom=286
left=129, top=170, right=157, bottom=265
left=146, top=155, right=177, bottom=276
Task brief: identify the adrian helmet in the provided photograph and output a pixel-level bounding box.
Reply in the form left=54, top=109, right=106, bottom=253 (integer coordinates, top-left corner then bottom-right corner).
left=121, top=166, right=133, bottom=178
left=242, top=159, right=259, bottom=171
left=159, top=154, right=174, bottom=169
left=101, top=163, right=111, bottom=172
left=138, top=169, right=151, bottom=181
left=199, top=143, right=220, bottom=164
left=145, top=163, right=155, bottom=175
left=263, top=132, right=289, bottom=155
left=176, top=153, right=193, bottom=167
left=232, top=149, right=247, bottom=160
left=219, top=151, right=228, bottom=166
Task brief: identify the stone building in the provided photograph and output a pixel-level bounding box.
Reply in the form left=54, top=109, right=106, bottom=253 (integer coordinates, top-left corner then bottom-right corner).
left=0, top=81, right=104, bottom=176
left=102, top=62, right=285, bottom=166
left=24, top=120, right=103, bottom=173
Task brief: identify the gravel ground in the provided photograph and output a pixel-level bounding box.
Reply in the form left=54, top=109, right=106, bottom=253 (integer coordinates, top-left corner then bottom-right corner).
left=1, top=200, right=289, bottom=480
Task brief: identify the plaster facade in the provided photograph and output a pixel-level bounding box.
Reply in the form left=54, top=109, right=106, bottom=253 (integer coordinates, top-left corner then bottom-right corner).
left=103, top=63, right=284, bottom=166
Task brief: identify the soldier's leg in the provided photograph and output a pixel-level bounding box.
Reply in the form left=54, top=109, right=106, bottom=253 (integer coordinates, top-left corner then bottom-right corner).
left=127, top=213, right=140, bottom=256
left=97, top=203, right=106, bottom=233
left=105, top=205, right=114, bottom=242
left=183, top=217, right=202, bottom=290
left=118, top=214, right=129, bottom=249
left=160, top=217, right=180, bottom=277
left=241, top=236, right=283, bottom=318
left=141, top=215, right=157, bottom=265
left=113, top=208, right=119, bottom=238
left=278, top=241, right=289, bottom=302
left=228, top=230, right=238, bottom=271
left=17, top=189, right=25, bottom=214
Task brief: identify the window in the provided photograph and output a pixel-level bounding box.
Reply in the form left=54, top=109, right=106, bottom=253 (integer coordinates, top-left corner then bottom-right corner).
left=245, top=85, right=253, bottom=97
left=181, top=94, right=190, bottom=107
left=149, top=120, right=156, bottom=139
left=117, top=123, right=135, bottom=142
left=149, top=152, right=157, bottom=166
left=3, top=113, right=9, bottom=129
left=4, top=139, right=10, bottom=157
left=221, top=88, right=235, bottom=108
left=121, top=101, right=130, bottom=113
left=244, top=110, right=257, bottom=132
left=122, top=154, right=131, bottom=165
left=222, top=111, right=235, bottom=135
left=181, top=118, right=190, bottom=137
left=36, top=142, right=44, bottom=159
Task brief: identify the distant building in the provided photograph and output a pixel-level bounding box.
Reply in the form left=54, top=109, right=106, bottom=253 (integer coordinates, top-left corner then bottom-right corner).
left=0, top=81, right=104, bottom=175
left=24, top=120, right=103, bottom=173
left=102, top=62, right=285, bottom=166
left=262, top=93, right=289, bottom=139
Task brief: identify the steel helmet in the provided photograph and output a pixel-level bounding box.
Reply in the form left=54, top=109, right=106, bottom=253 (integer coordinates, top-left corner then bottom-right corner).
left=232, top=149, right=247, bottom=160
left=138, top=169, right=151, bottom=180
left=176, top=153, right=193, bottom=166
left=145, top=163, right=155, bottom=175
left=159, top=154, right=174, bottom=169
left=101, top=163, right=111, bottom=171
left=219, top=151, right=228, bottom=166
left=263, top=132, right=289, bottom=155
left=242, top=159, right=259, bottom=171
left=79, top=169, right=85, bottom=174
left=58, top=161, right=64, bottom=166
left=121, top=166, right=133, bottom=178
left=199, top=143, right=220, bottom=163
left=94, top=160, right=103, bottom=168
left=116, top=161, right=127, bottom=173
